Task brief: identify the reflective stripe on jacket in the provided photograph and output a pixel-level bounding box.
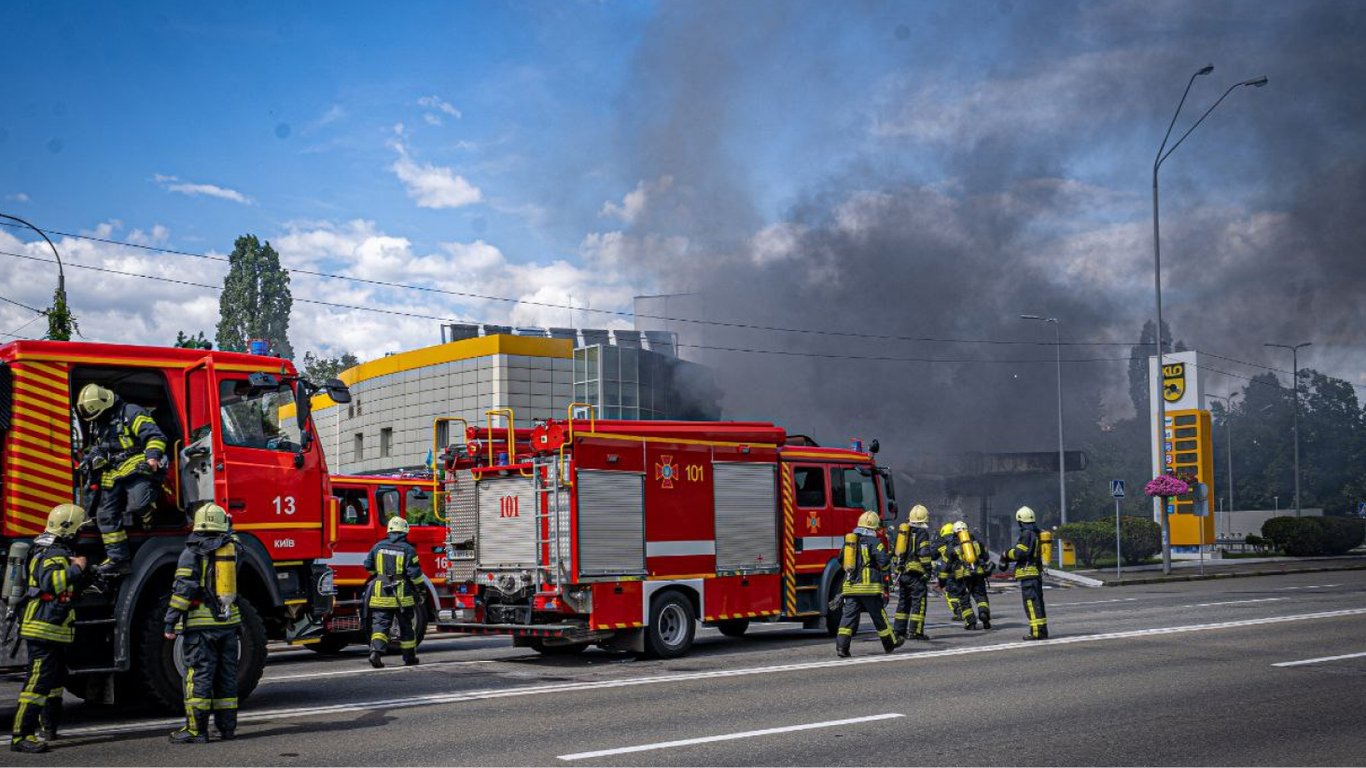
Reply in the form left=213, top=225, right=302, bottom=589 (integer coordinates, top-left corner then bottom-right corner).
left=364, top=533, right=423, bottom=609
left=19, top=542, right=82, bottom=644
left=97, top=402, right=167, bottom=488
left=843, top=528, right=890, bottom=596
left=1003, top=526, right=1043, bottom=579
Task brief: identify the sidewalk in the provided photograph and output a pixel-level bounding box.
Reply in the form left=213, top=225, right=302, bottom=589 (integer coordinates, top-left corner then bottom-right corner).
left=1076, top=553, right=1366, bottom=586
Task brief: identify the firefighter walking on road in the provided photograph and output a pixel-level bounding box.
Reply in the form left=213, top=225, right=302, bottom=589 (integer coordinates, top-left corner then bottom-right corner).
left=934, top=522, right=975, bottom=629
left=951, top=521, right=992, bottom=630
left=1000, top=506, right=1049, bottom=640
left=164, top=504, right=241, bottom=744
left=835, top=511, right=897, bottom=657
left=364, top=517, right=424, bottom=668
left=891, top=504, right=935, bottom=643
left=10, top=505, right=88, bottom=754
left=77, top=383, right=168, bottom=578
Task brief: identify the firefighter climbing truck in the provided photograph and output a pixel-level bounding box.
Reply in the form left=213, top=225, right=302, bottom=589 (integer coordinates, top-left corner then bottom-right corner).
left=435, top=411, right=896, bottom=657
left=0, top=340, right=348, bottom=709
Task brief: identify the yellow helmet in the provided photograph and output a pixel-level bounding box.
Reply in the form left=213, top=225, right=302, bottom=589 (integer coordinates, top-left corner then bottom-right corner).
left=856, top=511, right=880, bottom=529
left=939, top=522, right=954, bottom=537
left=907, top=504, right=929, bottom=526
left=387, top=516, right=411, bottom=534
left=193, top=503, right=231, bottom=533
left=1016, top=506, right=1036, bottom=524
left=952, top=521, right=968, bottom=534
left=45, top=503, right=86, bottom=536
left=77, top=383, right=116, bottom=419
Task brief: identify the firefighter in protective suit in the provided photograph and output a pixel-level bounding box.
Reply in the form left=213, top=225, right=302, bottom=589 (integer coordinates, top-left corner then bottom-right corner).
left=10, top=505, right=88, bottom=754
left=834, top=511, right=896, bottom=657
left=891, top=504, right=935, bottom=643
left=164, top=504, right=240, bottom=744
left=77, top=383, right=168, bottom=578
left=364, top=516, right=424, bottom=668
left=951, top=521, right=992, bottom=629
left=934, top=522, right=975, bottom=629
left=1000, top=506, right=1049, bottom=640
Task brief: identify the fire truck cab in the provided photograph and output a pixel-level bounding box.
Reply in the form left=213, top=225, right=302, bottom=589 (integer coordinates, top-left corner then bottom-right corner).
left=436, top=413, right=896, bottom=658
left=0, top=341, right=346, bottom=709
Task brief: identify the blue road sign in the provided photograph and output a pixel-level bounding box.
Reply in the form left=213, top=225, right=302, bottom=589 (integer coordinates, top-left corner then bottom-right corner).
left=1358, top=501, right=1365, bottom=518
left=1111, top=479, right=1125, bottom=498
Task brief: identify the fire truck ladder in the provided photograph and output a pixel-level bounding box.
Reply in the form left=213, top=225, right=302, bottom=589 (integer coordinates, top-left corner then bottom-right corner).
left=531, top=453, right=568, bottom=597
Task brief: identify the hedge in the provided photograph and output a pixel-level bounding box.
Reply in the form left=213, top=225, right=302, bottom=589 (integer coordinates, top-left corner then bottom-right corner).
left=1056, top=516, right=1161, bottom=567
left=1261, top=516, right=1366, bottom=557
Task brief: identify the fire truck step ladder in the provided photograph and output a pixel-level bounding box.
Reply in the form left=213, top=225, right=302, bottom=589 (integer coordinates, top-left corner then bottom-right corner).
left=531, top=454, right=568, bottom=596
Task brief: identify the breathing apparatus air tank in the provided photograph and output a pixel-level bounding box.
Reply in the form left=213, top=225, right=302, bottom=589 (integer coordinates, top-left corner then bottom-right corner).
left=956, top=528, right=977, bottom=565
left=841, top=533, right=858, bottom=571
left=3, top=541, right=31, bottom=608
left=1039, top=530, right=1054, bottom=566
left=894, top=524, right=911, bottom=558
left=211, top=541, right=238, bottom=620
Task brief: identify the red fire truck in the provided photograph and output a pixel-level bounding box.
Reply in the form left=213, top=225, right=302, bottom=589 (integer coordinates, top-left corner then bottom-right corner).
left=0, top=341, right=347, bottom=709
left=436, top=412, right=896, bottom=658
left=317, top=474, right=447, bottom=653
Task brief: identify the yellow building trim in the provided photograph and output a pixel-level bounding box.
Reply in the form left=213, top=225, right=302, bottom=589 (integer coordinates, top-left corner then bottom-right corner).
left=282, top=334, right=574, bottom=417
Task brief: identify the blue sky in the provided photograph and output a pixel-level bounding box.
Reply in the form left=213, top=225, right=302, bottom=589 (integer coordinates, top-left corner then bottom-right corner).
left=2, top=2, right=1363, bottom=413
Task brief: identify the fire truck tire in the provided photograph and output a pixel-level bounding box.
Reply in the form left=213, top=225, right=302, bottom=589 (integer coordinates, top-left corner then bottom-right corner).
left=715, top=619, right=749, bottom=638
left=528, top=639, right=589, bottom=655
left=643, top=591, right=696, bottom=659
left=307, top=635, right=350, bottom=655
left=824, top=572, right=845, bottom=637
left=137, top=593, right=268, bottom=712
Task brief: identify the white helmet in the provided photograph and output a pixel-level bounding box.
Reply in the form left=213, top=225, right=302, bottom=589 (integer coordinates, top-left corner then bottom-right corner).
left=387, top=517, right=410, bottom=535
left=1016, top=506, right=1036, bottom=524
left=952, top=521, right=968, bottom=534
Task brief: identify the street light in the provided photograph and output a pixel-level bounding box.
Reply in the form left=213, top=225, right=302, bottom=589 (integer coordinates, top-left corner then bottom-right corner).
left=1207, top=391, right=1239, bottom=539
left=0, top=212, right=68, bottom=338
left=1151, top=65, right=1267, bottom=574
left=1264, top=342, right=1311, bottom=516
left=1021, top=313, right=1066, bottom=569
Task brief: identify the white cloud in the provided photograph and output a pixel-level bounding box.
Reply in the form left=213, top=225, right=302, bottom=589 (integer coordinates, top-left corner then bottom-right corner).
left=5, top=193, right=29, bottom=203
left=600, top=175, right=674, bottom=224
left=153, top=174, right=253, bottom=205
left=388, top=135, right=482, bottom=209
left=418, top=95, right=461, bottom=117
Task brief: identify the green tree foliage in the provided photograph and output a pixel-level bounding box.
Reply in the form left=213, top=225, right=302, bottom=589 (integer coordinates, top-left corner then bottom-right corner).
left=1057, top=520, right=1112, bottom=568
left=174, top=330, right=213, bottom=349
left=1261, top=516, right=1365, bottom=556
left=44, top=287, right=77, bottom=341
left=1117, top=516, right=1161, bottom=565
left=215, top=235, right=293, bottom=358
left=301, top=351, right=359, bottom=383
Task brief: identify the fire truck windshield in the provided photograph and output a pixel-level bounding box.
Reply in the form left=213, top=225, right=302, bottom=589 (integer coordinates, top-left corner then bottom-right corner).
left=831, top=467, right=879, bottom=514
left=219, top=379, right=299, bottom=452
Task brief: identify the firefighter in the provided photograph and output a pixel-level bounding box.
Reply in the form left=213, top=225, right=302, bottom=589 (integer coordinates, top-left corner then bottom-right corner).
left=163, top=504, right=240, bottom=744
left=76, top=383, right=168, bottom=578
left=1000, top=506, right=1049, bottom=641
left=951, top=521, right=992, bottom=630
left=891, top=504, right=935, bottom=643
left=364, top=516, right=424, bottom=668
left=834, top=511, right=897, bottom=657
left=934, top=522, right=975, bottom=629
left=10, top=505, right=87, bottom=754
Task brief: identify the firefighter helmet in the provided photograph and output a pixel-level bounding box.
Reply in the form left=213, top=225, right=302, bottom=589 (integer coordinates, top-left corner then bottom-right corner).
left=908, top=504, right=929, bottom=526
left=193, top=504, right=231, bottom=533
left=387, top=516, right=410, bottom=534
left=1016, top=506, right=1036, bottom=524
left=856, top=511, right=880, bottom=529
left=939, top=522, right=954, bottom=537
left=45, top=504, right=86, bottom=537
left=952, top=521, right=968, bottom=534
left=76, top=383, right=116, bottom=420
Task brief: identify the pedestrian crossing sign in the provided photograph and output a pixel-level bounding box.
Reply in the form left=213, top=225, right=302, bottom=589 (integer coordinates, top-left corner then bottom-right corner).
left=1110, top=479, right=1125, bottom=498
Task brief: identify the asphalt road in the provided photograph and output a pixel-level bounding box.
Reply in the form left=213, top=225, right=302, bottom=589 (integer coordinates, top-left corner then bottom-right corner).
left=4, top=571, right=1366, bottom=766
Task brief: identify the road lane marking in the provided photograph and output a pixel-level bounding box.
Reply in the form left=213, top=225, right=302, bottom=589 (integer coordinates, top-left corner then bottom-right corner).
left=1272, top=651, right=1366, bottom=668
left=1277, top=584, right=1341, bottom=591
left=261, top=659, right=498, bottom=683
left=556, top=713, right=904, bottom=761
left=1058, top=598, right=1140, bottom=607
left=56, top=607, right=1366, bottom=740
left=1187, top=597, right=1288, bottom=608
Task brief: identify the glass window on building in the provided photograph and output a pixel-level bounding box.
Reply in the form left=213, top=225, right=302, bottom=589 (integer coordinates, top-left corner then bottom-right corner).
left=380, top=427, right=393, bottom=458
left=353, top=432, right=364, bottom=462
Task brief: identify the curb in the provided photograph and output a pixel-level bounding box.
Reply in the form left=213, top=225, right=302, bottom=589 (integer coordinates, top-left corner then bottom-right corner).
left=1100, top=562, right=1366, bottom=586
left=1046, top=569, right=1105, bottom=588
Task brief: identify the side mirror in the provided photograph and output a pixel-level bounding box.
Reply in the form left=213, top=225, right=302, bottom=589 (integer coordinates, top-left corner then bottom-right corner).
left=325, top=378, right=352, bottom=404
left=869, top=439, right=880, bottom=455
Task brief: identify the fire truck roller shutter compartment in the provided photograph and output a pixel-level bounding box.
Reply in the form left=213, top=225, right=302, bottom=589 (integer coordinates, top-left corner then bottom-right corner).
left=576, top=469, right=646, bottom=576
left=713, top=463, right=780, bottom=573
left=446, top=467, right=478, bottom=582
left=476, top=475, right=539, bottom=568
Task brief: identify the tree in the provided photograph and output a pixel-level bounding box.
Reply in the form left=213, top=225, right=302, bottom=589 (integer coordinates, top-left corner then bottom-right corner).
left=215, top=235, right=293, bottom=358
left=174, top=330, right=213, bottom=350
left=45, top=286, right=77, bottom=341
left=302, top=351, right=359, bottom=383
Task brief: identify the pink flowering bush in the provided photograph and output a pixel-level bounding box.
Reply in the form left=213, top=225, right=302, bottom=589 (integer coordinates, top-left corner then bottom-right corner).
left=1145, top=474, right=1190, bottom=497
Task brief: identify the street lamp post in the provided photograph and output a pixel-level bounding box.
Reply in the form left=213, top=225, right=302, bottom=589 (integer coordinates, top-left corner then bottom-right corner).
left=1151, top=66, right=1267, bottom=574
left=1264, top=342, right=1311, bottom=516
left=1208, top=391, right=1239, bottom=540
left=0, top=212, right=68, bottom=338
left=1021, top=314, right=1066, bottom=569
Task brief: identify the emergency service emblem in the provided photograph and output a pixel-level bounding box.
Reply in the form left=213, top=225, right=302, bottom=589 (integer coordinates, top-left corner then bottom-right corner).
left=655, top=455, right=677, bottom=489
left=1162, top=362, right=1186, bottom=403
left=806, top=510, right=820, bottom=533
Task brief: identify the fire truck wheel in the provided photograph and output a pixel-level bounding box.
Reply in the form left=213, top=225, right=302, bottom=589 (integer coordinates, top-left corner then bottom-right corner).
left=137, top=593, right=268, bottom=712
left=528, top=639, right=589, bottom=655
left=715, top=619, right=749, bottom=638
left=644, top=591, right=696, bottom=659
left=824, top=572, right=845, bottom=637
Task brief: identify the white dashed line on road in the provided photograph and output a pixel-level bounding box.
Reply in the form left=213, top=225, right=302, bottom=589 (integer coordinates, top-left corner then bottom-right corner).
left=557, top=713, right=905, bottom=761
left=1186, top=597, right=1288, bottom=608
left=1271, top=651, right=1366, bottom=668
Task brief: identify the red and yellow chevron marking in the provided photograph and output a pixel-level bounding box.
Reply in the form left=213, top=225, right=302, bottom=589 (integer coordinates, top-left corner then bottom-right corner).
left=780, top=462, right=797, bottom=616
left=706, top=610, right=782, bottom=622
left=4, top=362, right=73, bottom=537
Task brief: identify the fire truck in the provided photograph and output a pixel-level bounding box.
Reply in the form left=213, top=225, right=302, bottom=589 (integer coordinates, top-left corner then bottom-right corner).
left=435, top=410, right=896, bottom=658
left=317, top=474, right=447, bottom=653
left=0, top=341, right=348, bottom=709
